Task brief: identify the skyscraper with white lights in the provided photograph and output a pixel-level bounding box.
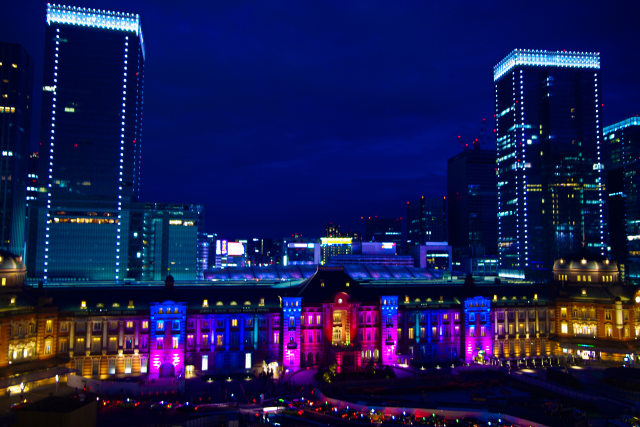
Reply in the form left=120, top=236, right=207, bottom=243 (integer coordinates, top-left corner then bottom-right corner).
left=31, top=4, right=144, bottom=281
left=494, top=50, right=606, bottom=279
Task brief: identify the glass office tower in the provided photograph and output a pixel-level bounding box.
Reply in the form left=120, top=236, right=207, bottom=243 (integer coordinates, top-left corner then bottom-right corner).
left=494, top=50, right=605, bottom=279
left=605, top=117, right=640, bottom=281
left=0, top=43, right=32, bottom=256
left=128, top=203, right=202, bottom=281
left=34, top=5, right=144, bottom=281
left=406, top=196, right=447, bottom=246
left=447, top=147, right=497, bottom=258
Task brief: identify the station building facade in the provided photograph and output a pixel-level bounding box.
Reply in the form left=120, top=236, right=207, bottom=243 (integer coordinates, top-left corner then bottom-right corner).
left=1, top=254, right=640, bottom=384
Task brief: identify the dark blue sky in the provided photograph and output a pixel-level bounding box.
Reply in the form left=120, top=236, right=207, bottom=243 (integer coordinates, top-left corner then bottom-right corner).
left=2, top=1, right=639, bottom=237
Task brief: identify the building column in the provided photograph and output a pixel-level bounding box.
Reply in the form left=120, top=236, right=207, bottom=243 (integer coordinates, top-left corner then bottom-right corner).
left=102, top=320, right=108, bottom=352
left=253, top=315, right=258, bottom=350
left=225, top=315, right=230, bottom=351
left=134, top=320, right=139, bottom=347
left=85, top=321, right=91, bottom=352
left=69, top=321, right=75, bottom=356
left=118, top=321, right=124, bottom=349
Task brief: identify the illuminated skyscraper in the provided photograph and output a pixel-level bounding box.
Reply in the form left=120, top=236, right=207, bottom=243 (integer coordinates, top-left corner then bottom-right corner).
left=0, top=43, right=32, bottom=256
left=605, top=117, right=640, bottom=281
left=363, top=217, right=403, bottom=243
left=32, top=4, right=144, bottom=281
left=494, top=50, right=605, bottom=279
left=406, top=196, right=447, bottom=245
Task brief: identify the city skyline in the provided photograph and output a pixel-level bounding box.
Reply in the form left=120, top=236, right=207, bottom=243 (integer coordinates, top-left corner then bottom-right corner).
left=1, top=1, right=640, bottom=237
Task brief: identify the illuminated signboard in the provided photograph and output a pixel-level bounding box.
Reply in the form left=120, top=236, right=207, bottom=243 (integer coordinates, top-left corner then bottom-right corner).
left=320, top=237, right=352, bottom=245
left=216, top=240, right=228, bottom=256
left=288, top=243, right=315, bottom=249
left=227, top=242, right=245, bottom=256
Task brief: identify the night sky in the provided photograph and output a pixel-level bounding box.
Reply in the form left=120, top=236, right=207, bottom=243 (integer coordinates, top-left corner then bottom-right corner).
left=2, top=1, right=639, bottom=238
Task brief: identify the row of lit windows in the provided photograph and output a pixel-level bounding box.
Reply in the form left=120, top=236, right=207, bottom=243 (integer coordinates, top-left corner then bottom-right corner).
left=156, top=320, right=179, bottom=331
left=156, top=336, right=180, bottom=350
left=73, top=356, right=143, bottom=376
left=0, top=106, right=15, bottom=113
left=61, top=320, right=148, bottom=332
left=68, top=334, right=144, bottom=352
left=50, top=217, right=118, bottom=224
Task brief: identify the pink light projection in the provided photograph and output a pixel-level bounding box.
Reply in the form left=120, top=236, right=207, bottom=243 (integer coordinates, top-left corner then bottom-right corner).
left=149, top=349, right=184, bottom=377
left=381, top=296, right=398, bottom=366
left=464, top=297, right=492, bottom=363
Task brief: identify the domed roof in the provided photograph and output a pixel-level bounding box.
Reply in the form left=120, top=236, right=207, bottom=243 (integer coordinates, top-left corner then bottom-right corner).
left=553, top=255, right=618, bottom=273
left=0, top=250, right=26, bottom=272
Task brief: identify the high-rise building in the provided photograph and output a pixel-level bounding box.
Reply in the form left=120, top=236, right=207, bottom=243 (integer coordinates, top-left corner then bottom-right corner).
left=494, top=50, right=605, bottom=279
left=128, top=203, right=202, bottom=281
left=31, top=5, right=145, bottom=281
left=0, top=43, right=33, bottom=256
left=605, top=117, right=640, bottom=281
left=246, top=238, right=283, bottom=266
left=320, top=237, right=352, bottom=265
left=447, top=146, right=497, bottom=258
left=406, top=196, right=446, bottom=245
left=363, top=216, right=403, bottom=243
left=197, top=232, right=216, bottom=279
left=325, top=222, right=341, bottom=238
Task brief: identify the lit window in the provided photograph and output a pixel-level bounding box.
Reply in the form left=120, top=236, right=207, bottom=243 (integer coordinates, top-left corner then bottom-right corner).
left=126, top=321, right=133, bottom=329
left=46, top=319, right=53, bottom=333
left=141, top=321, right=148, bottom=330
left=156, top=337, right=163, bottom=349
left=408, top=328, right=414, bottom=340
left=157, top=321, right=164, bottom=330
left=172, top=337, right=179, bottom=349
left=232, top=319, right=238, bottom=327
left=216, top=334, right=224, bottom=347
left=203, top=299, right=209, bottom=308
left=1, top=277, right=6, bottom=286
left=81, top=300, right=87, bottom=309
left=561, top=322, right=568, bottom=334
